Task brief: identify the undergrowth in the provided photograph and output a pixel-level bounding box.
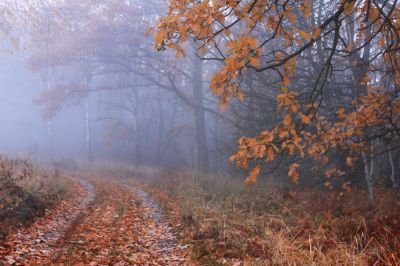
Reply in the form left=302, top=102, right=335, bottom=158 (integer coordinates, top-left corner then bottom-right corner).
left=0, top=157, right=67, bottom=239
left=84, top=162, right=400, bottom=265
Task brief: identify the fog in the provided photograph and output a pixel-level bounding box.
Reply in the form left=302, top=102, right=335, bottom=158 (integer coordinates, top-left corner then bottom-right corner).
left=0, top=48, right=206, bottom=166
left=1, top=1, right=400, bottom=264
left=0, top=0, right=234, bottom=171
left=0, top=0, right=399, bottom=190
left=0, top=51, right=91, bottom=159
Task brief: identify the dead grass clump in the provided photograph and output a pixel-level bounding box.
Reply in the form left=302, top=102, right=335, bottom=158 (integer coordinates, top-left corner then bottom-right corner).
left=121, top=167, right=400, bottom=265
left=0, top=157, right=67, bottom=239
left=84, top=163, right=400, bottom=264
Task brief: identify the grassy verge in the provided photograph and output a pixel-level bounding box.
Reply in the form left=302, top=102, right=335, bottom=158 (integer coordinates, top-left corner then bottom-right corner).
left=79, top=162, right=400, bottom=264
left=112, top=166, right=399, bottom=265
left=0, top=157, right=68, bottom=239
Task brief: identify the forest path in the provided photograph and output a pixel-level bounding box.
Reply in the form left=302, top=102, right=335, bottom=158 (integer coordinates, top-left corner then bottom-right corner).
left=0, top=176, right=95, bottom=265
left=1, top=176, right=190, bottom=265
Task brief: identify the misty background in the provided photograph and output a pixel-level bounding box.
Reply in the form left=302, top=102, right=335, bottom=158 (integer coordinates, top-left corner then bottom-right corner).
left=0, top=40, right=232, bottom=171
left=0, top=49, right=199, bottom=166
left=0, top=50, right=96, bottom=160
left=0, top=0, right=245, bottom=174
left=0, top=0, right=398, bottom=190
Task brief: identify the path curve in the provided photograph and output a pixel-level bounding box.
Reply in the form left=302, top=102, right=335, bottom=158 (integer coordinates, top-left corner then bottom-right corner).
left=122, top=182, right=190, bottom=263
left=0, top=177, right=95, bottom=265
left=0, top=176, right=190, bottom=265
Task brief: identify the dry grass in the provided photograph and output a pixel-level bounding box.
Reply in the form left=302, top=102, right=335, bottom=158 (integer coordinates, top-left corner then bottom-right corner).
left=0, top=156, right=68, bottom=238
left=77, top=161, right=400, bottom=265
left=114, top=167, right=399, bottom=265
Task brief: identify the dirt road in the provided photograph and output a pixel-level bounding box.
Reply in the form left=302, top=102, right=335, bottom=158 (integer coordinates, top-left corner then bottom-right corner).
left=0, top=176, right=190, bottom=265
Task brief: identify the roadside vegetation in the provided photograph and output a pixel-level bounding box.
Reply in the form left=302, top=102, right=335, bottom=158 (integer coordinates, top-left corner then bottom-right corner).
left=0, top=0, right=399, bottom=264
left=141, top=170, right=400, bottom=265
left=91, top=163, right=400, bottom=265
left=0, top=157, right=67, bottom=239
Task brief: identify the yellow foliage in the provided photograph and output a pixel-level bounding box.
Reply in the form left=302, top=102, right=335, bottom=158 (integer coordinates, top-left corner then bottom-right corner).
left=283, top=115, right=292, bottom=126
left=298, top=30, right=310, bottom=41
left=245, top=165, right=261, bottom=186
left=154, top=0, right=400, bottom=187
left=299, top=113, right=311, bottom=124
left=312, top=28, right=321, bottom=40
left=343, top=0, right=355, bottom=16
left=267, top=148, right=275, bottom=161
left=288, top=163, right=300, bottom=183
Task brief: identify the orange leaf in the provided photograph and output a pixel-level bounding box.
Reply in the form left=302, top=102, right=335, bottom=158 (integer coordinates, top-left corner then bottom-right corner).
left=342, top=182, right=351, bottom=192
left=279, top=130, right=288, bottom=139
left=220, top=98, right=228, bottom=112
left=324, top=168, right=337, bottom=177
left=283, top=115, right=292, bottom=126
left=378, top=37, right=385, bottom=47
left=336, top=108, right=346, bottom=119
left=343, top=1, right=355, bottom=16
left=299, top=113, right=311, bottom=124
left=288, top=143, right=296, bottom=155
left=288, top=163, right=300, bottom=183
left=237, top=90, right=244, bottom=101
left=155, top=30, right=164, bottom=45
left=312, top=28, right=321, bottom=40
left=245, top=165, right=261, bottom=186
left=303, top=1, right=311, bottom=18
left=282, top=75, right=290, bottom=86
left=346, top=156, right=356, bottom=166
left=249, top=56, right=260, bottom=67
left=267, top=148, right=275, bottom=161
left=298, top=30, right=310, bottom=41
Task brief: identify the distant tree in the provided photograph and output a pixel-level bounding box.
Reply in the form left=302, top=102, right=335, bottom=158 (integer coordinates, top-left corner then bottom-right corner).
left=29, top=0, right=218, bottom=169
left=155, top=0, right=400, bottom=202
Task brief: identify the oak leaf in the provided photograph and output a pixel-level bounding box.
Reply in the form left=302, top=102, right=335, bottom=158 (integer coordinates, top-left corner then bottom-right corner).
left=288, top=163, right=300, bottom=183
left=245, top=165, right=261, bottom=186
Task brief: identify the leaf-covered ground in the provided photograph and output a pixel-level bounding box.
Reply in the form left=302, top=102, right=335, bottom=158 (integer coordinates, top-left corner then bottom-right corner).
left=0, top=176, right=190, bottom=265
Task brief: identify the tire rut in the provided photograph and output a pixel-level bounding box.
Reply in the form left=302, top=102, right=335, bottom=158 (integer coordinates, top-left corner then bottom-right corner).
left=0, top=176, right=95, bottom=265
left=122, top=182, right=189, bottom=255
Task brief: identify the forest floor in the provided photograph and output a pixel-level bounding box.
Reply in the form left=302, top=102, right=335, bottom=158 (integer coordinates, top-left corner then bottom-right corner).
left=1, top=163, right=399, bottom=265
left=0, top=175, right=191, bottom=265
left=115, top=166, right=400, bottom=265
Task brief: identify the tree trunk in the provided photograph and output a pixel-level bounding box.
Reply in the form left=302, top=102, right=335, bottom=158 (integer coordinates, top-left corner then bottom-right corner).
left=41, top=69, right=56, bottom=158
left=85, top=97, right=93, bottom=162
left=132, top=87, right=142, bottom=164
left=47, top=121, right=55, bottom=157
left=348, top=17, right=374, bottom=202
left=156, top=87, right=164, bottom=164
left=192, top=56, right=209, bottom=172
left=362, top=150, right=375, bottom=205
left=387, top=142, right=398, bottom=188
left=85, top=77, right=93, bottom=162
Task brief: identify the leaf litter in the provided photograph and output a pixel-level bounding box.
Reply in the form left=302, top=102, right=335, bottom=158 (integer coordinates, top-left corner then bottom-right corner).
left=0, top=177, right=95, bottom=265
left=1, top=176, right=190, bottom=265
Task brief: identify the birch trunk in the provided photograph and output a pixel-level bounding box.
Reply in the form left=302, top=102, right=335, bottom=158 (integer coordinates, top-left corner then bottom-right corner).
left=362, top=151, right=375, bottom=205
left=192, top=55, right=209, bottom=172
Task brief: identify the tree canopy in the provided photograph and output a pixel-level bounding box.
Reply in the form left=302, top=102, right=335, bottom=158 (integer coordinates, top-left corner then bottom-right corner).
left=154, top=0, right=400, bottom=198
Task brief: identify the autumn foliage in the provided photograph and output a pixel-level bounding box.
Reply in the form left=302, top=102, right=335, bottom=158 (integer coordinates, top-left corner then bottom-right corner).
left=154, top=0, right=400, bottom=192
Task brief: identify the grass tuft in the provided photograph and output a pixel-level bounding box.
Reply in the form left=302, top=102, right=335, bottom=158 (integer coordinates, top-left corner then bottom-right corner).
left=0, top=156, right=67, bottom=238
